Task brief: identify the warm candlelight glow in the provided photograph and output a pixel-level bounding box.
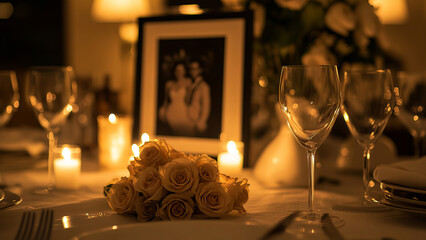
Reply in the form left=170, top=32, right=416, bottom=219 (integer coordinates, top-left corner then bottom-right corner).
left=141, top=133, right=149, bottom=144
left=98, top=115, right=133, bottom=169
left=218, top=141, right=244, bottom=176
left=227, top=141, right=238, bottom=154
left=62, top=147, right=71, bottom=160
left=132, top=144, right=139, bottom=157
left=54, top=145, right=81, bottom=190
left=108, top=113, right=117, bottom=124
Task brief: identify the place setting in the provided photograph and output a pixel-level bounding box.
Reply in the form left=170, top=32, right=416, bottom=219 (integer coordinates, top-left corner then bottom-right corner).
left=2, top=1, right=426, bottom=240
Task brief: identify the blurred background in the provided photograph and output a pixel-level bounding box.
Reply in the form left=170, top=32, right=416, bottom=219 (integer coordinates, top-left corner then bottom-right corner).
left=0, top=0, right=424, bottom=163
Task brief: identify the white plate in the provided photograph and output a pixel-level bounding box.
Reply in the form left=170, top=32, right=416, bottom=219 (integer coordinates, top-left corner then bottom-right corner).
left=0, top=190, right=22, bottom=210
left=380, top=182, right=426, bottom=207
left=72, top=220, right=283, bottom=240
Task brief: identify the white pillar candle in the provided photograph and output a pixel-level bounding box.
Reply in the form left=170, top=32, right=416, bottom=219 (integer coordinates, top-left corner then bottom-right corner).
left=98, top=114, right=133, bottom=169
left=54, top=146, right=81, bottom=190
left=217, top=141, right=244, bottom=176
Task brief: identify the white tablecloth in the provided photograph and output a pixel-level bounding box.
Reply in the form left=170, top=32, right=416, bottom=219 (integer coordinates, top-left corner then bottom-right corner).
left=0, top=152, right=425, bottom=240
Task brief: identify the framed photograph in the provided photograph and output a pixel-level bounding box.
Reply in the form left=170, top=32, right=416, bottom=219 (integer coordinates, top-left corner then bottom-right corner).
left=133, top=11, right=253, bottom=165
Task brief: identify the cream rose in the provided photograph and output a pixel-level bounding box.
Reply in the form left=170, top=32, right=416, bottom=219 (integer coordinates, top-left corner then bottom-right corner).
left=107, top=177, right=137, bottom=214
left=159, top=157, right=199, bottom=197
left=229, top=178, right=250, bottom=213
left=127, top=160, right=144, bottom=179
left=195, top=182, right=234, bottom=218
left=275, top=0, right=308, bottom=11
left=137, top=141, right=169, bottom=167
left=133, top=166, right=166, bottom=200
left=157, top=194, right=195, bottom=221
left=194, top=154, right=219, bottom=183
left=324, top=2, right=356, bottom=36
left=135, top=196, right=159, bottom=222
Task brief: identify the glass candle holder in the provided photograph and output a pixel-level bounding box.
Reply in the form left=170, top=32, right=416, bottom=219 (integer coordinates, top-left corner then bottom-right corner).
left=217, top=140, right=244, bottom=177
left=53, top=145, right=81, bottom=190
left=97, top=113, right=133, bottom=169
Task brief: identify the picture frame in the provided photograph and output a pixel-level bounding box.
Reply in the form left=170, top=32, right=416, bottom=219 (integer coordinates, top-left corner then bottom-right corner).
left=133, top=10, right=253, bottom=166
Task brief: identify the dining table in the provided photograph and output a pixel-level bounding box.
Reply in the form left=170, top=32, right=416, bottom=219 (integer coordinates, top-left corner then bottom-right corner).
left=0, top=136, right=425, bottom=240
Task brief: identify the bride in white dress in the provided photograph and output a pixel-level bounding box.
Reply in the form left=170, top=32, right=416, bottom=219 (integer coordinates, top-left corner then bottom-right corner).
left=159, top=62, right=195, bottom=136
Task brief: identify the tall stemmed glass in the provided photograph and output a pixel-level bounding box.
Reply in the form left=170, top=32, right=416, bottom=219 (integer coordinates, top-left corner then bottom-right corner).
left=395, top=72, right=426, bottom=158
left=341, top=69, right=395, bottom=203
left=0, top=71, right=20, bottom=127
left=279, top=65, right=341, bottom=223
left=26, top=66, right=76, bottom=193
left=0, top=71, right=20, bottom=196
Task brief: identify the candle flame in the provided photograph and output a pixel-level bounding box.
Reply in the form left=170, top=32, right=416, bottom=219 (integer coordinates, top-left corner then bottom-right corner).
left=141, top=133, right=149, bottom=144
left=227, top=141, right=239, bottom=154
left=108, top=113, right=117, bottom=124
left=62, top=147, right=71, bottom=160
left=132, top=144, right=139, bottom=157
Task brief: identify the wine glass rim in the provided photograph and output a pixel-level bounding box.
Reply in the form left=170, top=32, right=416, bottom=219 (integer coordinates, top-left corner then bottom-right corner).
left=344, top=69, right=391, bottom=73
left=29, top=66, right=73, bottom=72
left=282, top=65, right=337, bottom=68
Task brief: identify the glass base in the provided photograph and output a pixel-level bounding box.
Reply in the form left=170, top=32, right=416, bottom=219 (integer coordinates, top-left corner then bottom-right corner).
left=286, top=211, right=344, bottom=238
left=32, top=184, right=55, bottom=195
left=333, top=198, right=388, bottom=212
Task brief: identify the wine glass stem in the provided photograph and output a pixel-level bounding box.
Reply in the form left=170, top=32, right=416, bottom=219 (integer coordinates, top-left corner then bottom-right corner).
left=307, top=149, right=316, bottom=214
left=362, top=146, right=373, bottom=198
left=47, top=131, right=56, bottom=190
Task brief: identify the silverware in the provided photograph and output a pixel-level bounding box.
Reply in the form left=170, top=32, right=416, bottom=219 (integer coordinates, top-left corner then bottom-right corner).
left=321, top=213, right=345, bottom=240
left=34, top=208, right=54, bottom=240
left=14, top=209, right=54, bottom=240
left=259, top=211, right=300, bottom=240
left=15, top=211, right=36, bottom=240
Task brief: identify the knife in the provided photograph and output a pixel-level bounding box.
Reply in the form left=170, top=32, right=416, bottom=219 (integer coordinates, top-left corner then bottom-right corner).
left=259, top=211, right=300, bottom=240
left=321, top=213, right=345, bottom=240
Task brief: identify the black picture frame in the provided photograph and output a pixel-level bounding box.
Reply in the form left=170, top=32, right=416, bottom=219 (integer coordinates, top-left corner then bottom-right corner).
left=133, top=10, right=253, bottom=167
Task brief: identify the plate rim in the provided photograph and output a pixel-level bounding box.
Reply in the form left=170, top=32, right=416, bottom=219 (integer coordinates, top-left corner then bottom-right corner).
left=71, top=220, right=269, bottom=240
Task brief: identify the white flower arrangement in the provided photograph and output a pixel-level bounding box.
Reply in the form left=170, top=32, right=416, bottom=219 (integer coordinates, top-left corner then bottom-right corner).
left=104, top=139, right=249, bottom=221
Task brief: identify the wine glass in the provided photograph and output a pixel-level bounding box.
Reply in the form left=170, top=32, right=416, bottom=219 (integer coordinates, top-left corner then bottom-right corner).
left=0, top=70, right=20, bottom=198
left=279, top=65, right=341, bottom=224
left=0, top=70, right=20, bottom=127
left=26, top=66, right=76, bottom=193
left=341, top=69, right=395, bottom=203
left=395, top=72, right=426, bottom=157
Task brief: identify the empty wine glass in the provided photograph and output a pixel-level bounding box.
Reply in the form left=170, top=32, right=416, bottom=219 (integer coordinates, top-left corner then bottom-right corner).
left=26, top=66, right=76, bottom=193
left=0, top=70, right=20, bottom=127
left=341, top=69, right=395, bottom=203
left=0, top=70, right=20, bottom=198
left=279, top=65, right=341, bottom=224
left=395, top=72, right=426, bottom=157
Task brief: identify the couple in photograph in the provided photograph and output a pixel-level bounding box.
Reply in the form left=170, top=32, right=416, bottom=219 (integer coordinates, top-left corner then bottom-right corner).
left=159, top=60, right=211, bottom=137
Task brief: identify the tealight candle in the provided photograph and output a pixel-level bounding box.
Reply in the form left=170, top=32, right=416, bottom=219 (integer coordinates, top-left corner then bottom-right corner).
left=217, top=141, right=244, bottom=176
left=98, top=114, right=133, bottom=169
left=54, top=145, right=81, bottom=190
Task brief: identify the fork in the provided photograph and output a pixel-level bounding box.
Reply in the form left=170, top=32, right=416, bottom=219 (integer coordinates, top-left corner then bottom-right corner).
left=15, top=211, right=36, bottom=240
left=15, top=209, right=54, bottom=240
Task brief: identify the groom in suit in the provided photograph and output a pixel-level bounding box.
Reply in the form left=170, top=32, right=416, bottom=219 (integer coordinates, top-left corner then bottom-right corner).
left=187, top=60, right=211, bottom=135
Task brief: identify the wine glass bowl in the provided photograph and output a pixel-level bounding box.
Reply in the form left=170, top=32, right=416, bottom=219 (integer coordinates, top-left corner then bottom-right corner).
left=341, top=69, right=395, bottom=203
left=0, top=71, right=20, bottom=127
left=26, top=66, right=76, bottom=192
left=395, top=72, right=426, bottom=157
left=279, top=65, right=341, bottom=223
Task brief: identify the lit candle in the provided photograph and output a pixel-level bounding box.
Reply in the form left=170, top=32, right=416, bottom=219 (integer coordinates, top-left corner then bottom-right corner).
left=54, top=146, right=81, bottom=190
left=141, top=133, right=149, bottom=145
left=98, top=113, right=133, bottom=169
left=217, top=141, right=244, bottom=176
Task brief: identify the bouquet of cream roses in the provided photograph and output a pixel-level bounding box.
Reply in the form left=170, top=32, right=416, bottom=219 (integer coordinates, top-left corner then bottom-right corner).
left=104, top=139, right=249, bottom=221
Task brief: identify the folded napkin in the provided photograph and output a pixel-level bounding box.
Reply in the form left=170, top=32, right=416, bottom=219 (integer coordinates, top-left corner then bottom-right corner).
left=373, top=156, right=426, bottom=190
